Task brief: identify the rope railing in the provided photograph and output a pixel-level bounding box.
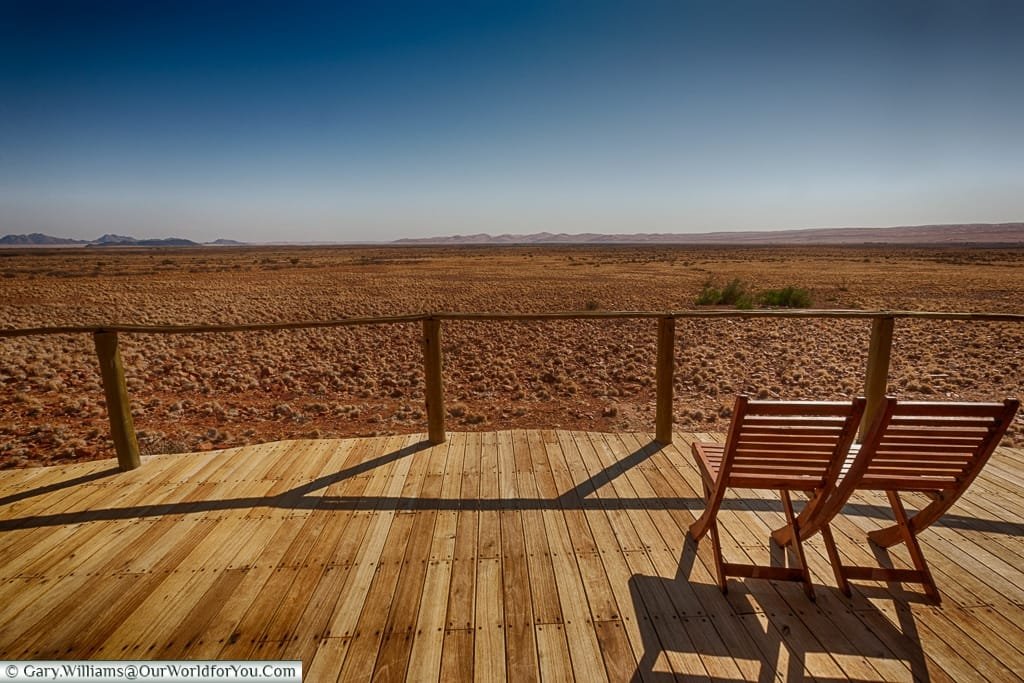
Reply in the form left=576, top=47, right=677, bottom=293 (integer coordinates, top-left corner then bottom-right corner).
left=3, top=309, right=1022, bottom=471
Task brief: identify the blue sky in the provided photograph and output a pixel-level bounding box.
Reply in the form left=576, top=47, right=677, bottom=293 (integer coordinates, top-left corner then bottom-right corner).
left=2, top=1, right=1022, bottom=242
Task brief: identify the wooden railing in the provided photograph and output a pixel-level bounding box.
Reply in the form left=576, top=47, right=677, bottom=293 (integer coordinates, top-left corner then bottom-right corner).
left=2, top=309, right=1022, bottom=471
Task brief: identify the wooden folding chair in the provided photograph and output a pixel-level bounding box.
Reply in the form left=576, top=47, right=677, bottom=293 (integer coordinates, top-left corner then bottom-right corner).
left=787, top=397, right=1019, bottom=603
left=689, top=395, right=866, bottom=599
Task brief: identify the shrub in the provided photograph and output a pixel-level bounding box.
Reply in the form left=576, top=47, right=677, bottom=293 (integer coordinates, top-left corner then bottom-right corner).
left=759, top=286, right=812, bottom=308
left=697, top=279, right=810, bottom=309
left=694, top=281, right=721, bottom=305
left=695, top=278, right=753, bottom=308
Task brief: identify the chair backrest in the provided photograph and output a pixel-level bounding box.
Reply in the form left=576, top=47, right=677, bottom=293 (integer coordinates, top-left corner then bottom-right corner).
left=720, top=395, right=867, bottom=490
left=797, top=397, right=1020, bottom=540
left=852, top=398, right=1019, bottom=492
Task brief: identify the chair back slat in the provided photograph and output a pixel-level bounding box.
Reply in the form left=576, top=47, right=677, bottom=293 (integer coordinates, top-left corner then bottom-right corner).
left=888, top=417, right=1001, bottom=429
left=889, top=401, right=1017, bottom=418
left=735, top=439, right=847, bottom=452
left=744, top=415, right=852, bottom=425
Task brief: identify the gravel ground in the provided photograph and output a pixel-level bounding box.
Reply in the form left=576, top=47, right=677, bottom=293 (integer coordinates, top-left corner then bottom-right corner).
left=2, top=244, right=1022, bottom=467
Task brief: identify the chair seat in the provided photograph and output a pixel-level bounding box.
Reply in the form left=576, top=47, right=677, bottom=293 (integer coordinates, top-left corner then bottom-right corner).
left=693, top=441, right=829, bottom=490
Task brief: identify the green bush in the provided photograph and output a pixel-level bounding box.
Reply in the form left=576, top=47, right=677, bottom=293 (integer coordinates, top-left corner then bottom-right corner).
left=696, top=279, right=811, bottom=309
left=694, top=281, right=722, bottom=305
left=695, top=278, right=753, bottom=308
left=759, top=286, right=812, bottom=308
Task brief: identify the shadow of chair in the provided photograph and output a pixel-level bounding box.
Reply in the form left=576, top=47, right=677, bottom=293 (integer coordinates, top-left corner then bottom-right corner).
left=628, top=535, right=932, bottom=681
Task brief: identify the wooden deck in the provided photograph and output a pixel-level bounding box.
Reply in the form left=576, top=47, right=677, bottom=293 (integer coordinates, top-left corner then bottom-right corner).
left=2, top=431, right=1024, bottom=681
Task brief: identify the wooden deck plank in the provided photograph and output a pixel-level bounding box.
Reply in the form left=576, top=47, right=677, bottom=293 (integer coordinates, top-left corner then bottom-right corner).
left=644, top=434, right=857, bottom=679
left=724, top=487, right=915, bottom=682
left=733, top=471, right=1011, bottom=683
left=498, top=431, right=540, bottom=683
left=593, top=620, right=639, bottom=683
left=439, top=628, right=474, bottom=683
left=623, top=547, right=712, bottom=680
left=91, top=511, right=273, bottom=658
left=306, top=636, right=350, bottom=683
left=0, top=466, right=236, bottom=649
left=681, top=437, right=902, bottom=668
left=551, top=432, right=599, bottom=556
left=2, top=430, right=1024, bottom=681
left=630, top=459, right=784, bottom=680
left=473, top=556, right=505, bottom=683
left=447, top=478, right=479, bottom=631
left=572, top=431, right=646, bottom=553
left=211, top=445, right=343, bottom=658
left=535, top=623, right=573, bottom=682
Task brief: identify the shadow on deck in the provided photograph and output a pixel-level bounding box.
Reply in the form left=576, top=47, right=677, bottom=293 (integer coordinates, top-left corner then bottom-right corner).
left=2, top=431, right=1023, bottom=681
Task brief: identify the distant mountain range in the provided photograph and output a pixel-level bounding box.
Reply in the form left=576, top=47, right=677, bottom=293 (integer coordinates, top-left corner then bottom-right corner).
left=0, top=233, right=246, bottom=247
left=394, top=222, right=1024, bottom=246
left=4, top=222, right=1023, bottom=248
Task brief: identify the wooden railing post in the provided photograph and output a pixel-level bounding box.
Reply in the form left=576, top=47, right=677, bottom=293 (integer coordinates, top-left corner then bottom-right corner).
left=93, top=331, right=141, bottom=471
left=656, top=316, right=675, bottom=444
left=422, top=317, right=446, bottom=444
left=861, top=315, right=895, bottom=440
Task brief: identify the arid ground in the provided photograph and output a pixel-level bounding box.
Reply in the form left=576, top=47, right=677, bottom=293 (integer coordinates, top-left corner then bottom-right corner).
left=1, top=245, right=1022, bottom=467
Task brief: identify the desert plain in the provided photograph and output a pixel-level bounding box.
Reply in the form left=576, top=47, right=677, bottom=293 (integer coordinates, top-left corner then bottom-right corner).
left=1, top=244, right=1022, bottom=468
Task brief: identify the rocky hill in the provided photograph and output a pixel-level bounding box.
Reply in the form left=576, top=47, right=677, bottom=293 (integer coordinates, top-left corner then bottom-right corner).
left=0, top=233, right=238, bottom=247
left=0, top=233, right=86, bottom=246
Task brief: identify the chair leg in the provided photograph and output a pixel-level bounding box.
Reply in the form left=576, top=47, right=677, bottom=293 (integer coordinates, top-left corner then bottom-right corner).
left=696, top=480, right=728, bottom=593
left=887, top=490, right=941, bottom=603
left=689, top=478, right=717, bottom=541
left=781, top=490, right=815, bottom=601
left=709, top=516, right=728, bottom=594
left=820, top=522, right=850, bottom=597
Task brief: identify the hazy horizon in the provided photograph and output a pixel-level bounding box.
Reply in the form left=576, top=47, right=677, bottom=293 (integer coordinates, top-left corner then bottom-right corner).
left=3, top=2, right=1023, bottom=243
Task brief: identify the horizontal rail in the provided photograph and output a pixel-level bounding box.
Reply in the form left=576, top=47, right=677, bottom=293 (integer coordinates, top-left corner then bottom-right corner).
left=1, top=309, right=1023, bottom=338
left=4, top=308, right=1021, bottom=470
left=0, top=314, right=427, bottom=338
